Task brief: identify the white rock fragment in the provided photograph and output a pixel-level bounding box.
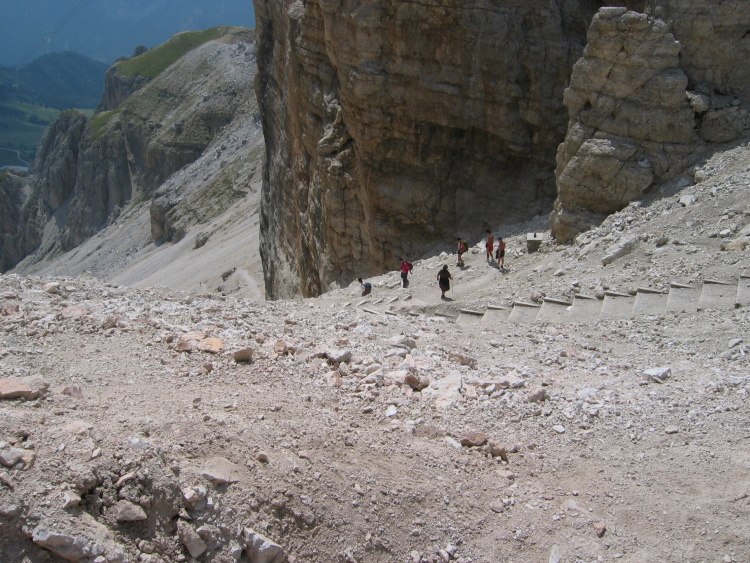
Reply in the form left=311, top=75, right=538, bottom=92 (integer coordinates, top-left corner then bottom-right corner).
left=113, top=500, right=148, bottom=522
left=602, top=236, right=639, bottom=265
left=644, top=366, right=671, bottom=383
left=202, top=456, right=243, bottom=485
left=243, top=528, right=286, bottom=563
left=178, top=520, right=208, bottom=558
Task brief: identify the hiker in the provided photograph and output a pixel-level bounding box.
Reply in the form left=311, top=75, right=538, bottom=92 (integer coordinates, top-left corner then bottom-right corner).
left=496, top=236, right=506, bottom=270
left=437, top=265, right=453, bottom=298
left=398, top=258, right=413, bottom=288
left=485, top=230, right=495, bottom=262
left=358, top=278, right=372, bottom=296
left=456, top=238, right=468, bottom=266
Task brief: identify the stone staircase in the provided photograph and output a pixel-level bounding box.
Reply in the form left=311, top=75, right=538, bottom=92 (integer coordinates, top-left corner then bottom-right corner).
left=455, top=273, right=750, bottom=325
left=328, top=273, right=749, bottom=325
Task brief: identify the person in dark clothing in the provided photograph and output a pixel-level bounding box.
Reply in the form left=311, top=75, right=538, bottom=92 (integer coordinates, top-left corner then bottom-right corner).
left=358, top=278, right=372, bottom=296
left=437, top=265, right=453, bottom=298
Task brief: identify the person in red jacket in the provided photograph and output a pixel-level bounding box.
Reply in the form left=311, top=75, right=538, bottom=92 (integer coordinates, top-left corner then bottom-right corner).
left=485, top=230, right=495, bottom=262
left=398, top=258, right=413, bottom=288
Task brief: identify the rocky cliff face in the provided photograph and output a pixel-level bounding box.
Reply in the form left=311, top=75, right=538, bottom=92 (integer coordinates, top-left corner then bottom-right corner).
left=256, top=0, right=750, bottom=296
left=99, top=64, right=151, bottom=112
left=254, top=0, right=605, bottom=299
left=0, top=27, right=259, bottom=272
left=551, top=2, right=750, bottom=241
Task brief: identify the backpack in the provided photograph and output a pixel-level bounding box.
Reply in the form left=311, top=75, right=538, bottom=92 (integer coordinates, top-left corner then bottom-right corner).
left=406, top=261, right=413, bottom=272
left=460, top=241, right=468, bottom=253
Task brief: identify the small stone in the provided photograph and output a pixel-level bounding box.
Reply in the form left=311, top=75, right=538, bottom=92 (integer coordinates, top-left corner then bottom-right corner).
left=721, top=239, right=747, bottom=251
left=385, top=405, right=398, bottom=417
left=274, top=340, right=288, bottom=355
left=459, top=432, right=488, bottom=447
left=388, top=335, right=417, bottom=349
left=0, top=471, right=14, bottom=489
left=177, top=520, right=207, bottom=558
left=198, top=337, right=224, bottom=353
left=594, top=521, right=607, bottom=537
left=202, top=456, right=243, bottom=484
left=549, top=545, right=562, bottom=563
left=528, top=388, right=547, bottom=403
left=679, top=194, right=696, bottom=206
left=61, top=305, right=91, bottom=319
left=243, top=528, right=287, bottom=563
left=32, top=528, right=105, bottom=561
left=552, top=425, right=566, bottom=434
left=325, top=349, right=353, bottom=363
left=62, top=490, right=81, bottom=509
left=449, top=352, right=477, bottom=367
left=62, top=386, right=85, bottom=399
left=257, top=452, right=269, bottom=463
left=113, top=500, right=148, bottom=522
left=43, top=282, right=61, bottom=294
left=485, top=442, right=508, bottom=461
left=497, top=469, right=516, bottom=480
left=644, top=366, right=671, bottom=383
left=665, top=426, right=679, bottom=435
left=0, top=378, right=37, bottom=400
left=729, top=338, right=744, bottom=349
left=489, top=500, right=505, bottom=513
left=0, top=447, right=25, bottom=467
left=234, top=348, right=254, bottom=362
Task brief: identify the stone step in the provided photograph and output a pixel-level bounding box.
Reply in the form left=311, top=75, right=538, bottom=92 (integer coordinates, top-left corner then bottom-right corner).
left=666, top=283, right=701, bottom=313
left=537, top=298, right=572, bottom=322
left=568, top=294, right=602, bottom=323
left=456, top=309, right=484, bottom=325
left=736, top=274, right=750, bottom=307
left=632, top=287, right=668, bottom=316
left=481, top=305, right=510, bottom=325
left=507, top=301, right=541, bottom=324
left=600, top=291, right=635, bottom=319
left=699, top=279, right=737, bottom=310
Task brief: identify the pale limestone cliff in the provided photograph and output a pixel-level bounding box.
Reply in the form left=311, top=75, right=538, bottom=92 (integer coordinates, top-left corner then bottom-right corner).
left=0, top=28, right=258, bottom=273
left=551, top=3, right=750, bottom=242
left=254, top=0, right=606, bottom=299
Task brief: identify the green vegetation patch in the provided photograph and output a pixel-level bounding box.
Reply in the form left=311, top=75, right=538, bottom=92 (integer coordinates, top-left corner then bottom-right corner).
left=117, top=26, right=234, bottom=79
left=0, top=102, right=61, bottom=155
left=87, top=107, right=122, bottom=141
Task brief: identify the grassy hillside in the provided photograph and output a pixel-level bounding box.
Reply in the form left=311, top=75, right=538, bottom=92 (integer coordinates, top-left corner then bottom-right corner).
left=0, top=52, right=107, bottom=109
left=116, top=26, right=235, bottom=79
left=0, top=52, right=105, bottom=163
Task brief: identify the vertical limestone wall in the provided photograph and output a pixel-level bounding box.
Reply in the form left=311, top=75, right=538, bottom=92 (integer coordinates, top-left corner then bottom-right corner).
left=254, top=0, right=602, bottom=298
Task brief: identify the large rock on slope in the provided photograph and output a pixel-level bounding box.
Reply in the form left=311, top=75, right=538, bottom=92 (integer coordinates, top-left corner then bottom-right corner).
left=254, top=0, right=603, bottom=299
left=550, top=8, right=700, bottom=242
left=551, top=2, right=750, bottom=242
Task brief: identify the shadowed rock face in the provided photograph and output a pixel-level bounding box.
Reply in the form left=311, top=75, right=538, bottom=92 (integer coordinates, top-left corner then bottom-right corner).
left=254, top=0, right=603, bottom=299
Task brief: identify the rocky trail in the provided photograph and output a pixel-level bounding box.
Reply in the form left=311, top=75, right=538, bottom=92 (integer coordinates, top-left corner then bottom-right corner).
left=1, top=144, right=750, bottom=563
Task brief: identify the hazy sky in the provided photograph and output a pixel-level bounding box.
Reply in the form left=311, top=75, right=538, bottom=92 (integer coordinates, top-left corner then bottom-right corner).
left=0, top=0, right=255, bottom=67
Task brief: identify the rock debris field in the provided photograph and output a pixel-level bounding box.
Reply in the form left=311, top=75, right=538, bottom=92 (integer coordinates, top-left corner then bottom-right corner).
left=2, top=144, right=750, bottom=563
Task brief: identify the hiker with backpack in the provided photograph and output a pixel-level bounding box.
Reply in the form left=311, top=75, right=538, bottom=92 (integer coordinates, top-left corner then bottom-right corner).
left=485, top=230, right=495, bottom=263
left=358, top=278, right=372, bottom=296
left=398, top=258, right=413, bottom=288
left=456, top=238, right=468, bottom=267
left=437, top=265, right=453, bottom=299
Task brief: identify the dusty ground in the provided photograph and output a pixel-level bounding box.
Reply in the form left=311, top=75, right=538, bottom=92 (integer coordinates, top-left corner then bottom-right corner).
left=1, top=143, right=749, bottom=563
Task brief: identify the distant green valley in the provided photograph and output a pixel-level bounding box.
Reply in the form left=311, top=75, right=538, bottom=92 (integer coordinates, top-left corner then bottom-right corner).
left=0, top=51, right=106, bottom=167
